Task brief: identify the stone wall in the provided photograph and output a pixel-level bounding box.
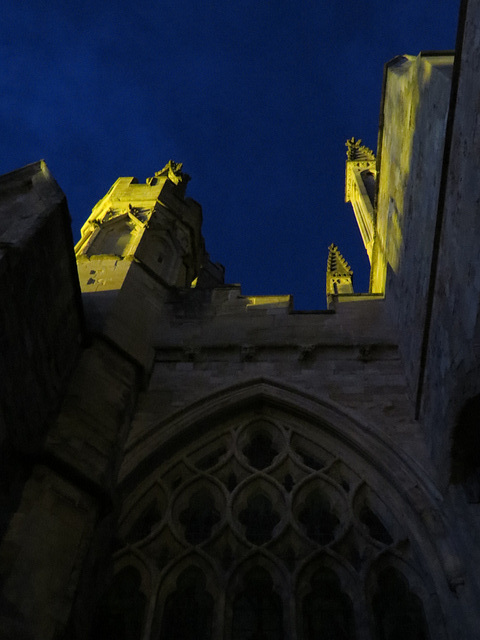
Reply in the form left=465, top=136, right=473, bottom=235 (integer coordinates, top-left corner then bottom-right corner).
left=115, top=287, right=476, bottom=640
left=375, top=53, right=453, bottom=402
left=0, top=162, right=83, bottom=539
left=123, top=289, right=428, bottom=480
left=420, top=0, right=480, bottom=479
left=0, top=161, right=89, bottom=638
left=0, top=162, right=83, bottom=457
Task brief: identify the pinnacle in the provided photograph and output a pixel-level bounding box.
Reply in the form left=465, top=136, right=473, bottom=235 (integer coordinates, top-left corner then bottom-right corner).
left=345, top=137, right=375, bottom=162
left=327, top=244, right=353, bottom=277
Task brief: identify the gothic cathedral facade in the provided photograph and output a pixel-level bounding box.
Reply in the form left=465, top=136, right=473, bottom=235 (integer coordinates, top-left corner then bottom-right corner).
left=1, top=1, right=480, bottom=638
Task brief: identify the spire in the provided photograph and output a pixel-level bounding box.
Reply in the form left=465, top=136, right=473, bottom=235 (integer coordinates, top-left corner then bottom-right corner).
left=345, top=137, right=376, bottom=162
left=326, top=244, right=354, bottom=300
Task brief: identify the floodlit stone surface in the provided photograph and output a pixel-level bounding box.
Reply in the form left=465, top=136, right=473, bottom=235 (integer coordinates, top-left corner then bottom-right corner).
left=2, top=4, right=480, bottom=637
left=375, top=52, right=453, bottom=403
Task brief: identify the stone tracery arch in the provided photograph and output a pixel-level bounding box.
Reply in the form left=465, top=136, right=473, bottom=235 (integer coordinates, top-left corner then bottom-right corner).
left=89, top=551, right=152, bottom=640
left=226, top=553, right=290, bottom=640
left=157, top=564, right=216, bottom=640
left=231, top=566, right=284, bottom=640
left=302, top=567, right=355, bottom=640
left=116, top=378, right=456, bottom=639
left=366, top=555, right=433, bottom=640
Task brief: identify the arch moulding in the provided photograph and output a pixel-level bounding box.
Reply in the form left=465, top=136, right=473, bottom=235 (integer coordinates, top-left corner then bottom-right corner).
left=115, top=377, right=469, bottom=638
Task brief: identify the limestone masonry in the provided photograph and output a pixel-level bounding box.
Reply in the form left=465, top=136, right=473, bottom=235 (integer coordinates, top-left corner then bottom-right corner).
left=1, top=2, right=480, bottom=638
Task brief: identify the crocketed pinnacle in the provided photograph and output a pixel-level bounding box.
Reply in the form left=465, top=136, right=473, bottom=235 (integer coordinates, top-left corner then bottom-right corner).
left=327, top=243, right=353, bottom=277
left=345, top=137, right=376, bottom=162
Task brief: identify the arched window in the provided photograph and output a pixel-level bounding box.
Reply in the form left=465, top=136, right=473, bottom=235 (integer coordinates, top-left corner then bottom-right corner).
left=231, top=567, right=283, bottom=640
left=159, top=566, right=214, bottom=640
left=298, top=489, right=339, bottom=544
left=179, top=487, right=220, bottom=544
left=372, top=567, right=428, bottom=640
left=238, top=493, right=281, bottom=545
left=302, top=568, right=355, bottom=640
left=90, top=566, right=146, bottom=640
left=118, top=408, right=434, bottom=639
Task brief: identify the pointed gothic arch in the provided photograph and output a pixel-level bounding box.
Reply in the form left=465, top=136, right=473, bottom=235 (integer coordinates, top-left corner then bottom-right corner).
left=366, top=555, right=433, bottom=640
left=89, top=553, right=151, bottom=640
left=154, top=557, right=217, bottom=640
left=295, top=550, right=364, bottom=639
left=116, top=378, right=456, bottom=639
left=225, top=553, right=290, bottom=640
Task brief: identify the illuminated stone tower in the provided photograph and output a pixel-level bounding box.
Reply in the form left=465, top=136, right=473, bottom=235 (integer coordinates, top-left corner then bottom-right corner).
left=74, top=161, right=204, bottom=368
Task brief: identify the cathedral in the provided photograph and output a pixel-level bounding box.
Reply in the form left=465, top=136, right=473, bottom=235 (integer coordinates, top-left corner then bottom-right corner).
left=1, top=1, right=480, bottom=638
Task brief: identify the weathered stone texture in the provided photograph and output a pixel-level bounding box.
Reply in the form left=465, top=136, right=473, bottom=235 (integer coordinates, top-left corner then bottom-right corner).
left=376, top=53, right=453, bottom=399
left=45, top=339, right=139, bottom=492
left=2, top=6, right=480, bottom=636
left=0, top=466, right=97, bottom=640
left=122, top=291, right=427, bottom=481
left=420, top=0, right=480, bottom=474
left=0, top=162, right=83, bottom=456
left=75, top=169, right=204, bottom=375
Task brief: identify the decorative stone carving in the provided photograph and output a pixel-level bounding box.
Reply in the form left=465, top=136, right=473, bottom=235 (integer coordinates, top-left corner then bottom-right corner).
left=344, top=139, right=377, bottom=263
left=116, top=413, right=432, bottom=639
left=346, top=137, right=376, bottom=162
left=327, top=244, right=353, bottom=278
left=128, top=204, right=148, bottom=224
left=326, top=244, right=354, bottom=298
left=154, top=160, right=191, bottom=185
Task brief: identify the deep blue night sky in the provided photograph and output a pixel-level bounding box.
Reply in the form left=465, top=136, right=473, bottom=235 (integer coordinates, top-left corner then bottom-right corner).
left=1, top=1, right=459, bottom=309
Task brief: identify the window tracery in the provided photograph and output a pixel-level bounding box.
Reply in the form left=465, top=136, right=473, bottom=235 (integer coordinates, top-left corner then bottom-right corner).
left=302, top=567, right=355, bottom=640
left=90, top=566, right=146, bottom=640
left=117, top=413, right=432, bottom=639
left=231, top=567, right=283, bottom=640
left=372, top=567, right=428, bottom=640
left=179, top=487, right=221, bottom=544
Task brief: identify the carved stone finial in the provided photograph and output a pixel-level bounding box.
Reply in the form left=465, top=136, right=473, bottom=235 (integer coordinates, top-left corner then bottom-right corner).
left=326, top=244, right=354, bottom=300
left=155, top=160, right=191, bottom=185
left=327, top=243, right=353, bottom=277
left=346, top=138, right=375, bottom=162
left=346, top=137, right=362, bottom=160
